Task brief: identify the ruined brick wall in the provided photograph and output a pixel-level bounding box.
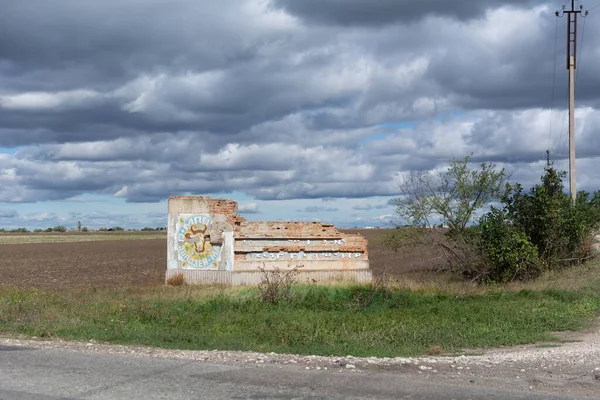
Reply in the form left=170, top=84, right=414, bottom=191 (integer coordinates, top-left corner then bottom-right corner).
left=234, top=221, right=369, bottom=271
left=205, top=198, right=245, bottom=226
left=238, top=222, right=342, bottom=238
left=167, top=196, right=370, bottom=282
left=237, top=222, right=367, bottom=253
left=206, top=198, right=237, bottom=217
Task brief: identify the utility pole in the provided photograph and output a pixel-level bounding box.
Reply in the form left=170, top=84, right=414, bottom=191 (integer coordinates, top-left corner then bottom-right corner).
left=556, top=1, right=589, bottom=202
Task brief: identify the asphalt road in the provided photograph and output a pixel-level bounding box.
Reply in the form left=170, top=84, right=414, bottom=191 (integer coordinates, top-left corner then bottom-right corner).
left=0, top=344, right=591, bottom=400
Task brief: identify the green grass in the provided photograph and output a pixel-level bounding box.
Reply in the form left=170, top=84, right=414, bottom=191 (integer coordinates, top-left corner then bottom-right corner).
left=0, top=232, right=166, bottom=244
left=1, top=284, right=599, bottom=357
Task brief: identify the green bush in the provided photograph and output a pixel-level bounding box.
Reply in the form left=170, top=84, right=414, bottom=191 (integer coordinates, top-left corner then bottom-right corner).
left=384, top=163, right=600, bottom=284
left=503, top=167, right=600, bottom=269
left=479, top=208, right=542, bottom=283
left=472, top=166, right=600, bottom=282
left=52, top=225, right=67, bottom=233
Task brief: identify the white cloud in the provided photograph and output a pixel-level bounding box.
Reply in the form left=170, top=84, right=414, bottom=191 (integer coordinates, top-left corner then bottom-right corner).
left=239, top=202, right=260, bottom=214
left=0, top=90, right=102, bottom=111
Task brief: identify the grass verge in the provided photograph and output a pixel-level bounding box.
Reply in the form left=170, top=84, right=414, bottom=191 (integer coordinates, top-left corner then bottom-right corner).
left=1, top=284, right=599, bottom=357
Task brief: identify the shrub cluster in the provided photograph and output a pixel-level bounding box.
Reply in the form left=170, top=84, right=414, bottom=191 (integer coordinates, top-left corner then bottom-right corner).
left=478, top=208, right=542, bottom=282
left=388, top=163, right=600, bottom=283
left=474, top=167, right=600, bottom=282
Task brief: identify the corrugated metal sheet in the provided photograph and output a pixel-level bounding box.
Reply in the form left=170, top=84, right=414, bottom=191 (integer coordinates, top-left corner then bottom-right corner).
left=232, top=270, right=372, bottom=285
left=165, top=269, right=232, bottom=285
left=165, top=269, right=372, bottom=286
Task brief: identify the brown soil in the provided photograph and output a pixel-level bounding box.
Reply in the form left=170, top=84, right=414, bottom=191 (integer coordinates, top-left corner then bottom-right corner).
left=0, top=239, right=166, bottom=290
left=343, top=229, right=445, bottom=277
left=0, top=229, right=442, bottom=290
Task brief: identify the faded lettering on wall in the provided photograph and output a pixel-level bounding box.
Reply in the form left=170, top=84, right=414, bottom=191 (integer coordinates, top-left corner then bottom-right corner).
left=246, top=252, right=363, bottom=261
left=239, top=239, right=347, bottom=246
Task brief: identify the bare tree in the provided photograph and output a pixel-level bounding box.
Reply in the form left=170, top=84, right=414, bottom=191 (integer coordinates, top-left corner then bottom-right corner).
left=393, top=156, right=509, bottom=232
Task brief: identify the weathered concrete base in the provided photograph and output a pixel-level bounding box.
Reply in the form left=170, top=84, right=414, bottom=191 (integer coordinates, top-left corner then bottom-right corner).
left=165, top=269, right=373, bottom=286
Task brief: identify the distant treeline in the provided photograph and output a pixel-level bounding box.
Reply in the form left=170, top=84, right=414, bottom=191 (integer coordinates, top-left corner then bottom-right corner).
left=0, top=226, right=167, bottom=233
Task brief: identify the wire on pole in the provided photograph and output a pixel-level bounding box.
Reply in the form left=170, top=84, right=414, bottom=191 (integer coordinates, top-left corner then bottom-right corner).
left=547, top=17, right=560, bottom=159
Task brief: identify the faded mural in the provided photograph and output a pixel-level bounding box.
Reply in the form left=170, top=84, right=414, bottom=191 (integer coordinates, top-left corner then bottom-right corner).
left=176, top=214, right=222, bottom=269
left=167, top=196, right=370, bottom=284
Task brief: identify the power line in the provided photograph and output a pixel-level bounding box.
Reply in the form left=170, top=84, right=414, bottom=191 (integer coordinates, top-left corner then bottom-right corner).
left=575, top=14, right=587, bottom=86
left=547, top=17, right=559, bottom=155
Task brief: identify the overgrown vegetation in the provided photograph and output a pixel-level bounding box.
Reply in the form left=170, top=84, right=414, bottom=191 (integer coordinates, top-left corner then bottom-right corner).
left=1, top=284, right=599, bottom=357
left=257, top=265, right=303, bottom=305
left=166, top=273, right=185, bottom=286
left=502, top=167, right=600, bottom=269
left=478, top=209, right=542, bottom=282
left=389, top=157, right=600, bottom=283
left=394, top=155, right=509, bottom=233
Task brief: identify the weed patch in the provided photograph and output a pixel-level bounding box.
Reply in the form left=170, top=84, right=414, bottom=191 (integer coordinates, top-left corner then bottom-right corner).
left=166, top=274, right=184, bottom=286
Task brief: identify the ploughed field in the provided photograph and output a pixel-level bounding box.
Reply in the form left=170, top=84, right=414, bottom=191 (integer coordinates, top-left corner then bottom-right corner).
left=0, top=229, right=442, bottom=290
left=0, top=238, right=167, bottom=290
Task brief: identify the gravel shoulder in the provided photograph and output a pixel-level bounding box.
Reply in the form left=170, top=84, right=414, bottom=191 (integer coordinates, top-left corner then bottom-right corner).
left=2, top=319, right=599, bottom=399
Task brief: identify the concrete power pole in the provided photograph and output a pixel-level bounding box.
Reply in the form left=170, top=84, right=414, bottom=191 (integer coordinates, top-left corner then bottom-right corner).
left=556, top=1, right=589, bottom=202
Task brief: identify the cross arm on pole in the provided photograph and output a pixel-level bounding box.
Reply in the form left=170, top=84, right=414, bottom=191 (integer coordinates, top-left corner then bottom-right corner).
left=556, top=2, right=589, bottom=69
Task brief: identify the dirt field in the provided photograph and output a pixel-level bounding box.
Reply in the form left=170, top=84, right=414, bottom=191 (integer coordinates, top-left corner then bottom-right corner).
left=0, top=239, right=167, bottom=290
left=0, top=229, right=441, bottom=290
left=0, top=231, right=166, bottom=244
left=344, top=229, right=444, bottom=278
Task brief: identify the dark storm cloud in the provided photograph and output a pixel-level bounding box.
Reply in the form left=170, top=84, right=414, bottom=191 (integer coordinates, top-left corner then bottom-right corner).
left=2, top=0, right=592, bottom=148
left=0, top=1, right=259, bottom=88
left=1, top=0, right=600, bottom=209
left=0, top=0, right=317, bottom=144
left=270, top=0, right=541, bottom=26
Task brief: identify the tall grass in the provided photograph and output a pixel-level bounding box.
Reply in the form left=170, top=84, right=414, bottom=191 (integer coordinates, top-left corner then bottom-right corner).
left=1, top=284, right=598, bottom=357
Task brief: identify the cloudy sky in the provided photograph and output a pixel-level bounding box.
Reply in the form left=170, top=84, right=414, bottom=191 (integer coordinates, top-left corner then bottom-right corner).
left=1, top=0, right=600, bottom=230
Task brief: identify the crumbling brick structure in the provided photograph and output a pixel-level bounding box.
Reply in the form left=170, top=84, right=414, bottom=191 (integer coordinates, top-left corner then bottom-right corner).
left=166, top=196, right=371, bottom=285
